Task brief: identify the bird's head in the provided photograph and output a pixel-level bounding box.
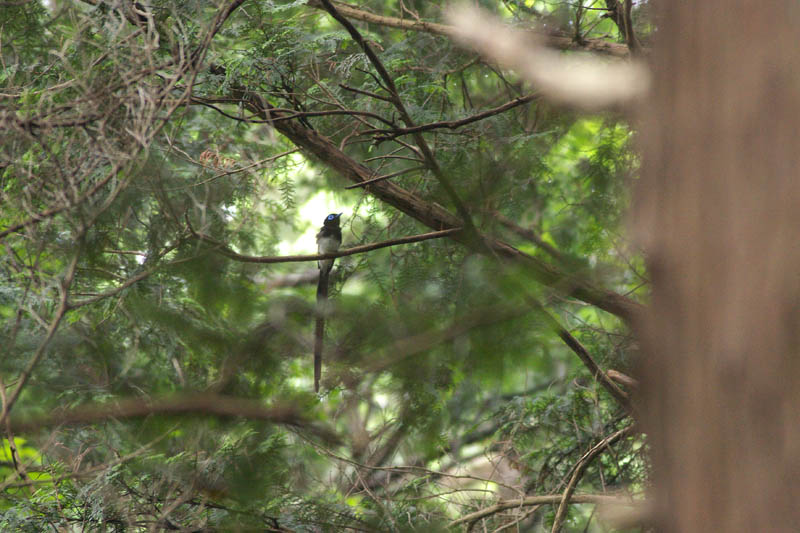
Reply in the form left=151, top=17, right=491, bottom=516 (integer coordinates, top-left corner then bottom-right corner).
left=323, top=213, right=343, bottom=226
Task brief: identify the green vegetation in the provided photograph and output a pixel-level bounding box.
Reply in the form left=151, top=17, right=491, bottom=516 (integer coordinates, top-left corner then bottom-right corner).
left=0, top=1, right=650, bottom=530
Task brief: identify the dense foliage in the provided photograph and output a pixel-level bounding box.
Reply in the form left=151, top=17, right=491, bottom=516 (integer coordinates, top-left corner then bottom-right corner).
left=1, top=1, right=650, bottom=530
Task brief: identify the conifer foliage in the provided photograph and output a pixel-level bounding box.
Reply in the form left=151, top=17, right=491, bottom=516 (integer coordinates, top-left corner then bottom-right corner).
left=0, top=1, right=649, bottom=530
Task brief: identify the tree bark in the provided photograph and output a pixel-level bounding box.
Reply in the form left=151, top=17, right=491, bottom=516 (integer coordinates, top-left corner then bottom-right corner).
left=638, top=2, right=800, bottom=530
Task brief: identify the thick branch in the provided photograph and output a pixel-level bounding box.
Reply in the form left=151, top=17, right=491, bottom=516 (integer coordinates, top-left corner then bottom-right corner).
left=604, top=0, right=641, bottom=54
left=8, top=393, right=339, bottom=444
left=317, top=0, right=481, bottom=244
left=255, top=98, right=642, bottom=322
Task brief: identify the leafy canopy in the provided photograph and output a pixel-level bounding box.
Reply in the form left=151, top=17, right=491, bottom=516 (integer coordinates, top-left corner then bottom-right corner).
left=0, top=0, right=649, bottom=530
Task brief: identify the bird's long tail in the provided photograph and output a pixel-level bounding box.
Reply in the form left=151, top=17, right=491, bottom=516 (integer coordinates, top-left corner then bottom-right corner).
left=314, top=269, right=329, bottom=393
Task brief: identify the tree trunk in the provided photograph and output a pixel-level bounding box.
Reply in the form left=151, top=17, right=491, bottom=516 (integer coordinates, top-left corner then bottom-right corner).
left=638, top=2, right=800, bottom=531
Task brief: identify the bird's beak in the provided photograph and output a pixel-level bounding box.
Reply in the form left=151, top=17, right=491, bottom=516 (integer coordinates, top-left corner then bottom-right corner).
left=337, top=212, right=343, bottom=218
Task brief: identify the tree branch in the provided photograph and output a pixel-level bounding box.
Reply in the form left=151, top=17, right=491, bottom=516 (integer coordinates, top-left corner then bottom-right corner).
left=191, top=227, right=462, bottom=264
left=0, top=0, right=247, bottom=242
left=69, top=242, right=182, bottom=309
left=514, top=293, right=631, bottom=411
left=554, top=323, right=631, bottom=410
left=360, top=93, right=540, bottom=139
left=254, top=97, right=642, bottom=321
left=0, top=248, right=80, bottom=426
left=492, top=211, right=567, bottom=263
left=551, top=425, right=635, bottom=532
left=8, top=393, right=340, bottom=444
left=343, top=166, right=425, bottom=189
left=0, top=162, right=124, bottom=241
left=450, top=493, right=624, bottom=528
left=306, top=0, right=631, bottom=57
left=317, top=0, right=482, bottom=245
left=190, top=97, right=396, bottom=127
left=604, top=0, right=641, bottom=54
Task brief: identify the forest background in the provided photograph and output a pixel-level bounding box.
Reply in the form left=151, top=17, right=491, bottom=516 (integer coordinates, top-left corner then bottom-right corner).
left=3, top=1, right=798, bottom=531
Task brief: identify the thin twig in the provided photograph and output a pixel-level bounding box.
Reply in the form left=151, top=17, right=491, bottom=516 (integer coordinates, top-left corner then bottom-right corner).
left=361, top=93, right=539, bottom=138
left=0, top=249, right=80, bottom=426
left=528, top=299, right=631, bottom=412
left=0, top=377, right=31, bottom=493
left=191, top=98, right=396, bottom=126
left=555, top=325, right=630, bottom=409
left=344, top=166, right=425, bottom=189
left=69, top=242, right=181, bottom=309
left=191, top=227, right=462, bottom=264
left=339, top=84, right=394, bottom=103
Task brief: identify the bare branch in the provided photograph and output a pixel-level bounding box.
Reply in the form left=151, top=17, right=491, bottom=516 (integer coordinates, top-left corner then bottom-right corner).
left=555, top=324, right=631, bottom=411
left=343, top=166, right=425, bottom=189
left=450, top=493, right=626, bottom=528
left=607, top=369, right=639, bottom=389
left=192, top=227, right=463, bottom=264
left=551, top=425, right=636, bottom=532
left=190, top=97, right=396, bottom=127
left=7, top=393, right=340, bottom=444
left=339, top=84, right=394, bottom=103
left=360, top=93, right=540, bottom=139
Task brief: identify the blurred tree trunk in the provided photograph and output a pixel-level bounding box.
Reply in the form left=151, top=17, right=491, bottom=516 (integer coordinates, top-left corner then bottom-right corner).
left=638, top=2, right=800, bottom=531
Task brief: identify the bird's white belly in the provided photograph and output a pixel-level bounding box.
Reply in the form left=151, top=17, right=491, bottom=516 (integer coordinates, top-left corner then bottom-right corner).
left=318, top=235, right=339, bottom=271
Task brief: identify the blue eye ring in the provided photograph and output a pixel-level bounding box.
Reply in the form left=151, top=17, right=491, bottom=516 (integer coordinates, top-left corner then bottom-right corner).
left=326, top=214, right=336, bottom=221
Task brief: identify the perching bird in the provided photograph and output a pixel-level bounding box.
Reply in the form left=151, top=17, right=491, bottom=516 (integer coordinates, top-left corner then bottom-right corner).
left=314, top=213, right=342, bottom=392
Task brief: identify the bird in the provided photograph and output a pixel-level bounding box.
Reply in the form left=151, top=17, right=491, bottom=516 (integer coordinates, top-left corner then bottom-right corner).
left=314, top=213, right=342, bottom=392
